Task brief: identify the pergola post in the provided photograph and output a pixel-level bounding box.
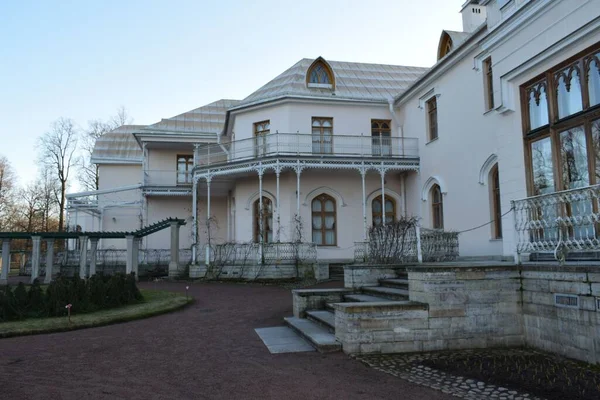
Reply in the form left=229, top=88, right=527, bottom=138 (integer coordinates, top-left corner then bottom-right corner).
left=31, top=236, right=42, bottom=283
left=44, top=239, right=54, bottom=284
left=360, top=167, right=367, bottom=241
left=192, top=177, right=198, bottom=264
left=168, top=221, right=181, bottom=278
left=1, top=239, right=10, bottom=285
left=205, top=177, right=212, bottom=266
left=79, top=235, right=88, bottom=278
left=126, top=235, right=135, bottom=275
left=132, top=238, right=140, bottom=279
left=89, top=238, right=99, bottom=277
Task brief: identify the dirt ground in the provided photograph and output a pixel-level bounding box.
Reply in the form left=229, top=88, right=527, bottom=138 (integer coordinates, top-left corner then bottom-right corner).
left=0, top=280, right=453, bottom=400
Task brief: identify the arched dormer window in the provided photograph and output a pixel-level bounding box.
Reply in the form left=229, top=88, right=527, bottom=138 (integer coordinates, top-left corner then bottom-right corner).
left=306, top=57, right=335, bottom=89
left=437, top=32, right=453, bottom=60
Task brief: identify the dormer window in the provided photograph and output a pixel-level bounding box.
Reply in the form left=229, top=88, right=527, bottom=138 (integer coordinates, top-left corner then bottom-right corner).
left=306, top=57, right=335, bottom=89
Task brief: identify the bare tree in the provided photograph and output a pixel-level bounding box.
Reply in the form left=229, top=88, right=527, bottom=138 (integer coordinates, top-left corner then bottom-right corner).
left=0, top=155, right=16, bottom=230
left=17, top=182, right=43, bottom=232
left=38, top=118, right=79, bottom=231
left=79, top=106, right=132, bottom=191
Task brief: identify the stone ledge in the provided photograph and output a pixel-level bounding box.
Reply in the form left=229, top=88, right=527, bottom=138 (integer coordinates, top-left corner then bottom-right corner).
left=407, top=265, right=519, bottom=273
left=343, top=264, right=411, bottom=270
left=292, top=288, right=354, bottom=297
left=521, top=265, right=600, bottom=273
left=332, top=301, right=428, bottom=313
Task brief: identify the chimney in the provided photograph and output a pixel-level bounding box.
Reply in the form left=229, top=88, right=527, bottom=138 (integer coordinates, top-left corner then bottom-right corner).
left=460, top=0, right=487, bottom=32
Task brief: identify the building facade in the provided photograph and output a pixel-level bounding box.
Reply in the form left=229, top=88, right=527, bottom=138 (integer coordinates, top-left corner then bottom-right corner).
left=68, top=0, right=600, bottom=267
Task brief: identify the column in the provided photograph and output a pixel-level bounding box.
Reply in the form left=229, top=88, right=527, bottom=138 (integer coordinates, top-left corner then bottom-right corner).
left=192, top=177, right=198, bottom=264
left=380, top=164, right=386, bottom=227
left=361, top=167, right=367, bottom=241
left=88, top=238, right=99, bottom=277
left=258, top=166, right=264, bottom=244
left=132, top=237, right=140, bottom=279
left=79, top=235, right=88, bottom=278
left=168, top=221, right=181, bottom=277
left=44, top=238, right=54, bottom=284
left=295, top=163, right=303, bottom=215
left=205, top=176, right=212, bottom=266
left=126, top=235, right=135, bottom=275
left=1, top=239, right=10, bottom=285
left=275, top=165, right=281, bottom=242
left=31, top=235, right=42, bottom=283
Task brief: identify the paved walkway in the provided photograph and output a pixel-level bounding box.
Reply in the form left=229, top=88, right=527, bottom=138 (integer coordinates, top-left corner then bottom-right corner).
left=0, top=281, right=453, bottom=400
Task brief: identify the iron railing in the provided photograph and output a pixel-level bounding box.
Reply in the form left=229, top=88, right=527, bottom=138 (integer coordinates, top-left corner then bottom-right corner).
left=144, top=170, right=194, bottom=187
left=194, top=133, right=419, bottom=167
left=354, top=227, right=459, bottom=264
left=212, top=242, right=318, bottom=266
left=512, top=184, right=600, bottom=255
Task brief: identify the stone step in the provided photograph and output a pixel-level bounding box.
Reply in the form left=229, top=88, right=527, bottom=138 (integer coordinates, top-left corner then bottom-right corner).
left=325, top=302, right=335, bottom=312
left=344, top=294, right=392, bottom=303
left=379, top=278, right=409, bottom=290
left=361, top=286, right=409, bottom=300
left=306, top=310, right=335, bottom=332
left=284, top=317, right=341, bottom=353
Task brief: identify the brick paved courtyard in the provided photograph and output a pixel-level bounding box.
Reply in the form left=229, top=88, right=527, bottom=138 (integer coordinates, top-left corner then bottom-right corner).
left=0, top=281, right=453, bottom=400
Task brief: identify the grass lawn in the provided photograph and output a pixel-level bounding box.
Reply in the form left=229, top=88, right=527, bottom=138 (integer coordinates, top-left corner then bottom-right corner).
left=0, top=289, right=191, bottom=338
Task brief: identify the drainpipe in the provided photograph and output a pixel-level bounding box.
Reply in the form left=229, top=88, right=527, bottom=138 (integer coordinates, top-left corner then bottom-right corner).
left=388, top=98, right=403, bottom=138
left=217, top=131, right=230, bottom=157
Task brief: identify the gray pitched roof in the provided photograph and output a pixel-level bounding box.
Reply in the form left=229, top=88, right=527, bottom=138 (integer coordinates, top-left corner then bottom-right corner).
left=234, top=59, right=429, bottom=109
left=141, top=99, right=240, bottom=135
left=91, top=125, right=145, bottom=164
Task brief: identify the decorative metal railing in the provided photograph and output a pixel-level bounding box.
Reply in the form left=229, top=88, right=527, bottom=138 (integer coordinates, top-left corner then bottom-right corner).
left=144, top=170, right=194, bottom=187
left=212, top=242, right=318, bottom=266
left=512, top=184, right=600, bottom=255
left=195, top=133, right=419, bottom=168
left=354, top=227, right=459, bottom=264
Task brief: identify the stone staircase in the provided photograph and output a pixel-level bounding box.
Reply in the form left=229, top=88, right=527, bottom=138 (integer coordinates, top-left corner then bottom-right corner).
left=284, top=272, right=410, bottom=352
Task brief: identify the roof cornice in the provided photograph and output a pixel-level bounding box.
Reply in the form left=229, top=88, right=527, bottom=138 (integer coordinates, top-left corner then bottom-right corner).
left=229, top=95, right=389, bottom=114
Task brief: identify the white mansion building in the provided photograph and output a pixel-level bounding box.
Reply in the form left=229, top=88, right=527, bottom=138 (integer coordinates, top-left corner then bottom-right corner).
left=70, top=0, right=600, bottom=268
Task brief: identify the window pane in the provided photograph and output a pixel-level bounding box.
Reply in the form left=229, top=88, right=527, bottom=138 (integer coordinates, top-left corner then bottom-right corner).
left=528, top=82, right=549, bottom=130
left=373, top=199, right=382, bottom=213
left=325, top=216, right=335, bottom=229
left=323, top=120, right=332, bottom=128
left=312, top=216, right=322, bottom=229
left=589, top=55, right=600, bottom=107
left=556, top=67, right=583, bottom=119
left=530, top=136, right=555, bottom=195
left=324, top=200, right=334, bottom=212
left=312, top=231, right=322, bottom=244
left=312, top=199, right=321, bottom=212
left=385, top=199, right=393, bottom=213
left=559, top=126, right=589, bottom=190
left=592, top=119, right=600, bottom=182
left=325, top=231, right=335, bottom=245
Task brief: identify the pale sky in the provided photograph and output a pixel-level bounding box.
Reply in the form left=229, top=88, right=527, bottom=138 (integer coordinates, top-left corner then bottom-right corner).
left=0, top=0, right=462, bottom=189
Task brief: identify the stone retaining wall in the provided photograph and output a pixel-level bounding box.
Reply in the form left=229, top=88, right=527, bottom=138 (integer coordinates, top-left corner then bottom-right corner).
left=190, top=263, right=327, bottom=281
left=292, top=288, right=353, bottom=318
left=343, top=264, right=407, bottom=288
left=522, top=265, right=600, bottom=364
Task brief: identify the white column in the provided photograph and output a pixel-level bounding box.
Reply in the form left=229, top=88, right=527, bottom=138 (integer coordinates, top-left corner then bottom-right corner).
left=44, top=239, right=54, bottom=284
left=168, top=221, right=181, bottom=277
left=192, top=177, right=198, bottom=264
left=132, top=238, right=140, bottom=279
left=416, top=224, right=423, bottom=263
left=89, top=238, right=99, bottom=277
left=205, top=177, right=212, bottom=266
left=79, top=235, right=88, bottom=278
left=1, top=239, right=10, bottom=285
left=258, top=168, right=264, bottom=244
left=126, top=235, right=134, bottom=274
left=380, top=165, right=386, bottom=227
left=275, top=167, right=281, bottom=242
left=31, top=236, right=41, bottom=283
left=142, top=142, right=148, bottom=185
left=295, top=165, right=302, bottom=215
left=361, top=168, right=367, bottom=240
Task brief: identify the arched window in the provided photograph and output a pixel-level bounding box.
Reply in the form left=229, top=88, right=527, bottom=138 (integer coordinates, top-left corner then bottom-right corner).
left=306, top=58, right=335, bottom=88
left=490, top=164, right=502, bottom=239
left=312, top=194, right=336, bottom=246
left=431, top=184, right=444, bottom=229
left=372, top=195, right=396, bottom=226
left=253, top=197, right=273, bottom=243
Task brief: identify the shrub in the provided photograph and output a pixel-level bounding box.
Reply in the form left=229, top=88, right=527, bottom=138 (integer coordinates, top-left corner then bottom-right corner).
left=0, top=273, right=143, bottom=322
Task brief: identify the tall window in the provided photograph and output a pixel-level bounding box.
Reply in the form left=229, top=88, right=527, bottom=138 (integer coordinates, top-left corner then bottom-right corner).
left=372, top=195, right=396, bottom=226
left=522, top=43, right=600, bottom=196
left=490, top=165, right=502, bottom=239
left=253, top=197, right=273, bottom=243
left=431, top=184, right=444, bottom=229
left=312, top=194, right=336, bottom=246
left=254, top=120, right=270, bottom=157
left=177, top=155, right=193, bottom=184
left=312, top=117, right=333, bottom=154
left=427, top=97, right=438, bottom=141
left=371, top=120, right=391, bottom=156
left=483, top=57, right=494, bottom=111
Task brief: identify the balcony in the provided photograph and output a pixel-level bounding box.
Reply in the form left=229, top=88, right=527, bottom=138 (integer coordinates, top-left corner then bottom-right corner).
left=144, top=170, right=192, bottom=188
left=512, top=184, right=600, bottom=259
left=196, top=133, right=419, bottom=168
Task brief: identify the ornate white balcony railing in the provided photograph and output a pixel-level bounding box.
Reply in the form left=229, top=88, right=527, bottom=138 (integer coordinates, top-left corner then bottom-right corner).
left=212, top=242, right=318, bottom=265
left=512, top=184, right=600, bottom=255
left=195, top=133, right=419, bottom=168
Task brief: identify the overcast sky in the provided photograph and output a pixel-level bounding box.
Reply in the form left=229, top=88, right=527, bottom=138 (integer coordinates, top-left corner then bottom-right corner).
left=0, top=0, right=462, bottom=189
